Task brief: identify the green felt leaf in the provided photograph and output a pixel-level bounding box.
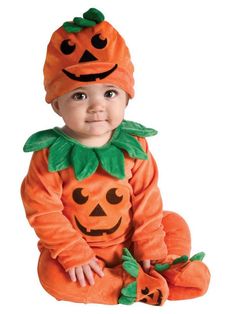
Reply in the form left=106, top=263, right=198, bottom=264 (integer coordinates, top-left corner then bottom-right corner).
left=83, top=8, right=105, bottom=23
left=118, top=295, right=135, bottom=305
left=173, top=255, right=189, bottom=264
left=23, top=129, right=58, bottom=152
left=121, top=281, right=137, bottom=298
left=48, top=136, right=73, bottom=171
left=190, top=252, right=205, bottom=262
left=123, top=261, right=139, bottom=278
left=71, top=146, right=99, bottom=180
left=73, top=17, right=96, bottom=27
left=121, top=120, right=157, bottom=137
left=95, top=145, right=125, bottom=179
left=23, top=120, right=157, bottom=180
left=154, top=263, right=170, bottom=272
left=62, top=22, right=82, bottom=33
left=113, top=131, right=148, bottom=160
left=122, top=248, right=136, bottom=262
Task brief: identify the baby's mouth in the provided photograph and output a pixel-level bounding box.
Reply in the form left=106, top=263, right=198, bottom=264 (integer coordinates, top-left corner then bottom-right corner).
left=86, top=119, right=108, bottom=123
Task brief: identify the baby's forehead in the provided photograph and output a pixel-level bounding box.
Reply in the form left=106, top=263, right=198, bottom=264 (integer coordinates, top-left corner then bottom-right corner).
left=72, top=83, right=122, bottom=91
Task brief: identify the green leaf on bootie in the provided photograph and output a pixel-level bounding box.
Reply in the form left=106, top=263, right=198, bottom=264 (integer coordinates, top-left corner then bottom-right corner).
left=190, top=252, right=205, bottom=262
left=122, top=248, right=136, bottom=261
left=121, top=282, right=137, bottom=298
left=121, top=248, right=139, bottom=278
left=173, top=255, right=189, bottom=264
left=154, top=263, right=170, bottom=272
left=118, top=295, right=136, bottom=305
left=119, top=250, right=139, bottom=305
left=123, top=261, right=139, bottom=278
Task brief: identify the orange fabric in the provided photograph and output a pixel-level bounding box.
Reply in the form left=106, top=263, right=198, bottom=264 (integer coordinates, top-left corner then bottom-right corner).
left=21, top=137, right=167, bottom=270
left=37, top=248, right=169, bottom=305
left=44, top=20, right=134, bottom=103
left=35, top=211, right=209, bottom=304
left=21, top=136, right=210, bottom=303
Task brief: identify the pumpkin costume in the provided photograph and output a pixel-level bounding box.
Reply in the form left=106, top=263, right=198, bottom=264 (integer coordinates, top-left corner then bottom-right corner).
left=21, top=8, right=210, bottom=305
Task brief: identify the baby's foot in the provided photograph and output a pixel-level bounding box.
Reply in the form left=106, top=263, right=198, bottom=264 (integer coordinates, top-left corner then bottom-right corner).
left=154, top=252, right=210, bottom=300
left=118, top=249, right=169, bottom=306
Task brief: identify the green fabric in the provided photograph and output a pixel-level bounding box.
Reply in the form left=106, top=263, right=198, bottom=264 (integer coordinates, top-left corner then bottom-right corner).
left=73, top=17, right=96, bottom=28
left=121, top=281, right=137, bottom=298
left=173, top=255, right=189, bottom=264
left=63, top=8, right=105, bottom=33
left=118, top=295, right=136, bottom=305
left=23, top=120, right=157, bottom=181
left=154, top=252, right=206, bottom=274
left=190, top=252, right=205, bottom=262
left=83, top=8, right=105, bottom=23
left=62, top=22, right=83, bottom=33
left=154, top=263, right=170, bottom=272
left=118, top=248, right=139, bottom=305
left=122, top=248, right=139, bottom=278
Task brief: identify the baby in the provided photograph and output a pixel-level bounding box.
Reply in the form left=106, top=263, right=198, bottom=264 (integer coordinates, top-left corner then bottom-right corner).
left=21, top=8, right=210, bottom=305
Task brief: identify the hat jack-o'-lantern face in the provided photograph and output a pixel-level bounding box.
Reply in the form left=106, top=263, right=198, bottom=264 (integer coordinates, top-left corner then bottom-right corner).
left=72, top=187, right=126, bottom=237
left=140, top=287, right=163, bottom=306
left=60, top=32, right=118, bottom=82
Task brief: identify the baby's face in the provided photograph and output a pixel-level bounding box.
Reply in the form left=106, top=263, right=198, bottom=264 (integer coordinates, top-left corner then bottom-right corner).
left=52, top=84, right=128, bottom=139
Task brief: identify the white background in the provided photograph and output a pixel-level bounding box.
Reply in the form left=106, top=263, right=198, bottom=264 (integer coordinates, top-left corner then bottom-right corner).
left=1, top=0, right=235, bottom=313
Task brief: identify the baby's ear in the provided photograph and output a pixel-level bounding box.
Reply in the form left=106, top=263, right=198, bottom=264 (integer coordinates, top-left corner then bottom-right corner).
left=125, top=94, right=129, bottom=107
left=51, top=99, right=62, bottom=116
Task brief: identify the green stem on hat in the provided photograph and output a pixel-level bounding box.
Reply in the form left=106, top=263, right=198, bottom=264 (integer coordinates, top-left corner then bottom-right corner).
left=63, top=8, right=105, bottom=33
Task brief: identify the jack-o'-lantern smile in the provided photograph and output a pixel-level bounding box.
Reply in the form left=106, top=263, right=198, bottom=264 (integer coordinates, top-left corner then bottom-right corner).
left=72, top=187, right=126, bottom=237
left=62, top=64, right=118, bottom=82
left=75, top=215, right=122, bottom=236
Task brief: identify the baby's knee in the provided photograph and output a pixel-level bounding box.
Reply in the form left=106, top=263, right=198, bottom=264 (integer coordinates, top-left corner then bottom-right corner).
left=162, top=211, right=190, bottom=234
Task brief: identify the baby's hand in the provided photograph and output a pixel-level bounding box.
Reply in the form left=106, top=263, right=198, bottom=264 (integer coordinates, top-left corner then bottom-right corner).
left=67, top=257, right=104, bottom=287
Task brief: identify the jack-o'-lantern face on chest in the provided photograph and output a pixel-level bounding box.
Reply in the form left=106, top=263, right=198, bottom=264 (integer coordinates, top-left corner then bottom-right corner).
left=71, top=183, right=131, bottom=240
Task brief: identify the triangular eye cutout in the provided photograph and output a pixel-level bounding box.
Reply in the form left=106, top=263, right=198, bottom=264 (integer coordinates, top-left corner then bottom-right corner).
left=89, top=204, right=107, bottom=216
left=79, top=49, right=98, bottom=62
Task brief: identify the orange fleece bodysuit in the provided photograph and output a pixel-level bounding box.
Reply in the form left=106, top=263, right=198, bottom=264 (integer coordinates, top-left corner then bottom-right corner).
left=21, top=120, right=210, bottom=304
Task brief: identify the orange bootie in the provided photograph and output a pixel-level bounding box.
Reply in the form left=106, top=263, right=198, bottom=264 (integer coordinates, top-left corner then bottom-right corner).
left=119, top=249, right=169, bottom=306
left=154, top=253, right=210, bottom=300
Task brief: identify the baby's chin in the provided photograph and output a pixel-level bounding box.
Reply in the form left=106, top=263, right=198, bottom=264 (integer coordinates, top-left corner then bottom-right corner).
left=84, top=121, right=112, bottom=135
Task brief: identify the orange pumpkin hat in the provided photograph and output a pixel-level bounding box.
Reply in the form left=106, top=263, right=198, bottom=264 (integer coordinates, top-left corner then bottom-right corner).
left=43, top=8, right=134, bottom=103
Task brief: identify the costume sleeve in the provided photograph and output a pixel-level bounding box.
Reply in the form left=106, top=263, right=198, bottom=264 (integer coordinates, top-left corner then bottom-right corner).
left=129, top=137, right=168, bottom=262
left=21, top=149, right=95, bottom=271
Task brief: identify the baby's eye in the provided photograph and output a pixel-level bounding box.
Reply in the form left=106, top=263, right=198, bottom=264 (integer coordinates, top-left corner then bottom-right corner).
left=72, top=92, right=87, bottom=101
left=104, top=90, right=118, bottom=98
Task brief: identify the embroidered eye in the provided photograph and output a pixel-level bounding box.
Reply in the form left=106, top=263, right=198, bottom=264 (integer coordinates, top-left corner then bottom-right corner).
left=106, top=188, right=123, bottom=204
left=60, top=39, right=76, bottom=55
left=141, top=287, right=150, bottom=295
left=91, top=33, right=107, bottom=49
left=72, top=188, right=89, bottom=204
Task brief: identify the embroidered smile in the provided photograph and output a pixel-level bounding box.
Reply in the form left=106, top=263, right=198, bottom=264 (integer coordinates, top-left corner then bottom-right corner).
left=75, top=216, right=122, bottom=236
left=62, top=64, right=118, bottom=82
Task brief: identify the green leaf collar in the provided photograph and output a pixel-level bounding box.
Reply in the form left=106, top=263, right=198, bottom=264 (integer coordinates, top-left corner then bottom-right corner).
left=23, top=120, right=157, bottom=181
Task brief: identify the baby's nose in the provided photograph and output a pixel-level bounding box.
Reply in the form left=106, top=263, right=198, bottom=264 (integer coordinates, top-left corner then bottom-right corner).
left=88, top=101, right=105, bottom=112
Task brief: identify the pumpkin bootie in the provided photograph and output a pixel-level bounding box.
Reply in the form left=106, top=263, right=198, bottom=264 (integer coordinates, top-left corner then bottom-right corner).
left=154, top=252, right=211, bottom=300
left=118, top=249, right=169, bottom=306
